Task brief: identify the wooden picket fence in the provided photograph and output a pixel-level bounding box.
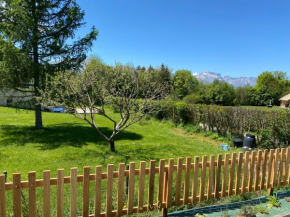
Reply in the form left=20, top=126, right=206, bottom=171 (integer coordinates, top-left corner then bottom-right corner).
left=0, top=148, right=289, bottom=217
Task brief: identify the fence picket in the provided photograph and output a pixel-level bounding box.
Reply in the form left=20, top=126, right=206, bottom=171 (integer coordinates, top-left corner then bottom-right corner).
left=94, top=166, right=102, bottom=217
left=199, top=156, right=207, bottom=201
left=148, top=160, right=156, bottom=210
left=175, top=158, right=183, bottom=206
left=260, top=150, right=267, bottom=190
left=43, top=171, right=50, bottom=217
left=57, top=169, right=64, bottom=217
left=271, top=149, right=280, bottom=188
left=166, top=159, right=174, bottom=209
left=106, top=165, right=114, bottom=217
left=28, top=172, right=36, bottom=217
left=70, top=168, right=77, bottom=217
left=158, top=159, right=165, bottom=210
left=183, top=157, right=191, bottom=204
left=13, top=173, right=21, bottom=217
left=285, top=148, right=290, bottom=185
left=83, top=167, right=90, bottom=217
left=128, top=162, right=135, bottom=215
left=278, top=149, right=285, bottom=186
left=266, top=150, right=274, bottom=189
left=254, top=151, right=262, bottom=191
left=241, top=151, right=249, bottom=193
left=191, top=156, right=199, bottom=203
left=207, top=155, right=215, bottom=200
left=215, top=154, right=222, bottom=198
left=235, top=152, right=243, bottom=194
left=221, top=154, right=229, bottom=197
left=248, top=151, right=256, bottom=192
left=0, top=175, right=6, bottom=217
left=117, top=163, right=125, bottom=217
left=138, top=162, right=146, bottom=213
left=228, top=153, right=236, bottom=196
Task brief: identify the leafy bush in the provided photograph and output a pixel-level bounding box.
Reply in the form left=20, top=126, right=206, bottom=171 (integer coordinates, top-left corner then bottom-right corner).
left=266, top=195, right=281, bottom=208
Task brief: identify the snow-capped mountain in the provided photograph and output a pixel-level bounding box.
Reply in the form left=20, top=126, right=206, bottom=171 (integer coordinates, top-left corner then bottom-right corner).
left=193, top=71, right=256, bottom=87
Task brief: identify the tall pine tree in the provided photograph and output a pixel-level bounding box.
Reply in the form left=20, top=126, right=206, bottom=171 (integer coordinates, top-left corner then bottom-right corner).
left=0, top=0, right=98, bottom=129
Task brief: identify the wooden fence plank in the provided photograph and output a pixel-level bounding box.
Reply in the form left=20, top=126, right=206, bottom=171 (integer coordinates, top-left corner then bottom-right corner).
left=106, top=165, right=114, bottom=217
left=254, top=151, right=262, bottom=191
left=175, top=158, right=183, bottom=206
left=285, top=148, right=290, bottom=185
left=199, top=156, right=207, bottom=201
left=207, top=155, right=215, bottom=200
left=183, top=157, right=191, bottom=204
left=215, top=154, right=222, bottom=198
left=43, top=171, right=50, bottom=217
left=0, top=175, right=6, bottom=217
left=266, top=150, right=274, bottom=189
left=260, top=150, right=268, bottom=190
left=57, top=169, right=64, bottom=217
left=13, top=173, right=21, bottom=217
left=95, top=166, right=102, bottom=217
left=28, top=172, right=36, bottom=217
left=192, top=156, right=199, bottom=203
left=278, top=149, right=285, bottom=186
left=271, top=149, right=280, bottom=188
left=241, top=151, right=249, bottom=194
left=148, top=160, right=156, bottom=210
left=158, top=159, right=165, bottom=210
left=166, top=159, right=174, bottom=209
left=228, top=153, right=236, bottom=196
left=235, top=152, right=243, bottom=195
left=221, top=154, right=229, bottom=197
left=128, top=162, right=135, bottom=215
left=138, top=162, right=146, bottom=213
left=70, top=168, right=78, bottom=217
left=83, top=166, right=90, bottom=217
left=117, top=163, right=125, bottom=217
left=248, top=151, right=256, bottom=192
left=162, top=167, right=168, bottom=217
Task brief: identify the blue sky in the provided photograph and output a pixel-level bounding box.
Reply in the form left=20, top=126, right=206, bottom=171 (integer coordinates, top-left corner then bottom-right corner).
left=76, top=0, right=290, bottom=77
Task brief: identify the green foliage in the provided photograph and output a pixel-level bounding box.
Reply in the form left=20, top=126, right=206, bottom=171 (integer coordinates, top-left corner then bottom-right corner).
left=238, top=205, right=257, bottom=216
left=173, top=70, right=199, bottom=98
left=254, top=205, right=269, bottom=214
left=195, top=213, right=207, bottom=217
left=266, top=195, right=281, bottom=208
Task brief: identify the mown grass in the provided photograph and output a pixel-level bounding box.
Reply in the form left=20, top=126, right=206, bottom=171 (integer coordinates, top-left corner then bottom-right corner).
left=0, top=106, right=226, bottom=180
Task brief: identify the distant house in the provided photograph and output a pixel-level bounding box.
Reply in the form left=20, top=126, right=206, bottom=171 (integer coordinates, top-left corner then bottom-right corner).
left=279, top=93, right=290, bottom=108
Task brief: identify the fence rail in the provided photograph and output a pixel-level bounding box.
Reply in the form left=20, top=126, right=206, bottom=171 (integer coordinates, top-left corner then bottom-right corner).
left=0, top=148, right=289, bottom=217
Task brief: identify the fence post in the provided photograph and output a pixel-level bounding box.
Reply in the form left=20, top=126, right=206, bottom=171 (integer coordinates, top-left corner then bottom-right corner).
left=2, top=172, right=7, bottom=183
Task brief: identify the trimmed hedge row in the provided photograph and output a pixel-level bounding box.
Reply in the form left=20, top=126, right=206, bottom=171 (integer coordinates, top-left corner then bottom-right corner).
left=153, top=101, right=290, bottom=149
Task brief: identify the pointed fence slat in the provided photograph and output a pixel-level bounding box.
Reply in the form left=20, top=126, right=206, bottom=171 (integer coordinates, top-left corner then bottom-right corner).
left=278, top=149, right=285, bottom=186
left=175, top=158, right=183, bottom=206
left=183, top=157, right=191, bottom=204
left=138, top=162, right=146, bottom=213
left=254, top=151, right=262, bottom=191
left=0, top=175, right=6, bottom=217
left=207, top=155, right=215, bottom=200
left=191, top=156, right=199, bottom=203
left=57, top=169, right=64, bottom=217
left=95, top=166, right=102, bottom=217
left=241, top=151, right=249, bottom=193
left=106, top=165, right=114, bottom=217
left=70, top=168, right=78, bottom=217
left=285, top=148, right=290, bottom=185
left=28, top=172, right=37, bottom=217
left=260, top=150, right=267, bottom=190
left=199, top=156, right=207, bottom=201
left=148, top=160, right=156, bottom=210
left=215, top=154, right=222, bottom=198
left=127, top=162, right=135, bottom=215
left=235, top=152, right=243, bottom=194
left=166, top=159, right=174, bottom=209
left=43, top=171, right=50, bottom=217
left=248, top=151, right=256, bottom=192
left=117, top=163, right=125, bottom=217
left=83, top=166, right=90, bottom=217
left=228, top=153, right=236, bottom=196
left=13, top=173, right=21, bottom=217
left=266, top=150, right=274, bottom=188
left=157, top=159, right=165, bottom=210
left=221, top=154, right=229, bottom=197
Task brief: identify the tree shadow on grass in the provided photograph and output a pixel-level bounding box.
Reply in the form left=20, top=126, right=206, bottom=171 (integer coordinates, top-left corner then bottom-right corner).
left=0, top=123, right=143, bottom=150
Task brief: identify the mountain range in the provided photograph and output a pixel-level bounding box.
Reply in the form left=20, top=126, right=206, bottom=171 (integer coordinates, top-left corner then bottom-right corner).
left=192, top=71, right=257, bottom=88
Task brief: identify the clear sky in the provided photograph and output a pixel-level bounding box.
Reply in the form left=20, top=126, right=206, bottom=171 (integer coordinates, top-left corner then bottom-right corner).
left=75, top=0, right=290, bottom=77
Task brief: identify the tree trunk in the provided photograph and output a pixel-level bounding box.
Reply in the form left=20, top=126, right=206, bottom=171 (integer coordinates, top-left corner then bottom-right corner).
left=32, top=0, right=43, bottom=129
left=110, top=140, right=116, bottom=152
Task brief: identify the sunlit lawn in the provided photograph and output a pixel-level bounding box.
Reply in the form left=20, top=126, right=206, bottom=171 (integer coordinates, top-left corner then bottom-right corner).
left=0, top=106, right=224, bottom=181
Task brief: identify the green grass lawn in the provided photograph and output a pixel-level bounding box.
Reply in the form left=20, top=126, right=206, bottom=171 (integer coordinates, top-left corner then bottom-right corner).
left=0, top=106, right=225, bottom=181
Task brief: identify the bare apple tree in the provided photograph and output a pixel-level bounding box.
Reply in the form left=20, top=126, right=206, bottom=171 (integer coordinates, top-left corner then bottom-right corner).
left=40, top=57, right=169, bottom=151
